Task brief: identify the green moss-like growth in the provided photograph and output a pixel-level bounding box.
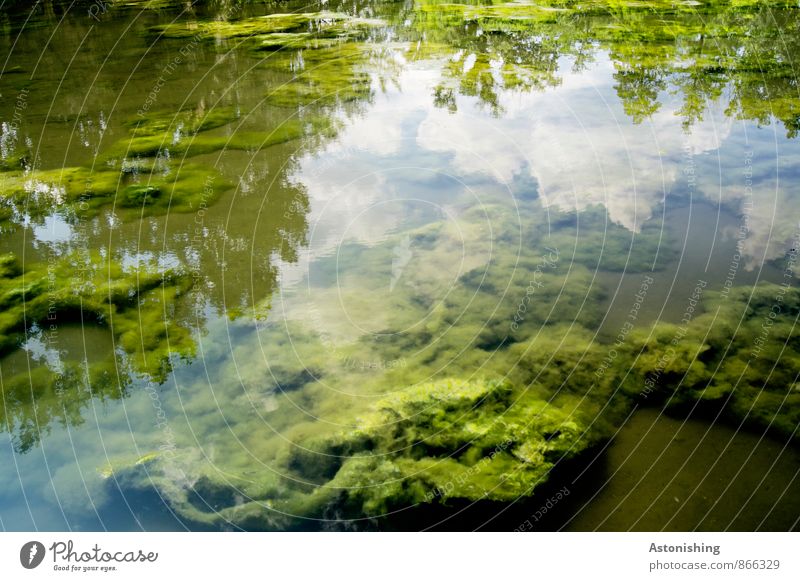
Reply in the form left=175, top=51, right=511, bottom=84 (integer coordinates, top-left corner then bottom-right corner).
left=108, top=376, right=603, bottom=526
left=99, top=117, right=332, bottom=162
left=307, top=378, right=598, bottom=510
left=0, top=162, right=232, bottom=217
left=546, top=207, right=676, bottom=272
left=264, top=44, right=375, bottom=108
left=0, top=106, right=335, bottom=224
left=619, top=283, right=800, bottom=440
left=0, top=251, right=194, bottom=379
left=124, top=107, right=239, bottom=137
left=0, top=152, right=29, bottom=172
left=150, top=12, right=383, bottom=51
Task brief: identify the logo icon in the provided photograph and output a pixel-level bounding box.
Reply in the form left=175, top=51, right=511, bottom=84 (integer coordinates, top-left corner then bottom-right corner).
left=20, top=541, right=46, bottom=569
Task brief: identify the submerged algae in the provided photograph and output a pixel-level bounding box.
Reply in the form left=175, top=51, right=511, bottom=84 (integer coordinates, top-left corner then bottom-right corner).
left=150, top=12, right=384, bottom=52
left=263, top=43, right=378, bottom=108
left=99, top=116, right=333, bottom=162
left=0, top=107, right=335, bottom=222
left=124, top=107, right=240, bottom=138
left=0, top=252, right=194, bottom=377
left=0, top=249, right=199, bottom=452
left=0, top=162, right=232, bottom=218
left=110, top=377, right=604, bottom=527
left=620, top=283, right=800, bottom=439
left=75, top=223, right=800, bottom=529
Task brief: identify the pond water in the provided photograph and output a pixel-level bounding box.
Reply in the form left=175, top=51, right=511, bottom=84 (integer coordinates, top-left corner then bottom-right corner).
left=0, top=0, right=799, bottom=531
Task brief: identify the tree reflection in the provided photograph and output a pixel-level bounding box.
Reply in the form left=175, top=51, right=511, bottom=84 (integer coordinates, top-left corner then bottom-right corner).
left=408, top=0, right=800, bottom=136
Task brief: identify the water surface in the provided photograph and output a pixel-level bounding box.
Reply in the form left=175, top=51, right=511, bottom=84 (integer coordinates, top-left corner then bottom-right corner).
left=1, top=0, right=799, bottom=531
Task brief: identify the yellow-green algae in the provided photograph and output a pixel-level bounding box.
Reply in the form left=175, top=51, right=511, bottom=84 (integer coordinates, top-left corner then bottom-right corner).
left=98, top=116, right=333, bottom=162
left=0, top=162, right=232, bottom=217
left=124, top=107, right=241, bottom=137
left=106, top=377, right=605, bottom=527
left=4, top=0, right=800, bottom=528
left=0, top=249, right=199, bottom=452
left=619, top=283, right=800, bottom=437
left=150, top=11, right=384, bottom=51
left=0, top=107, right=336, bottom=222
left=262, top=43, right=378, bottom=108
left=0, top=252, right=194, bottom=377
left=101, top=237, right=800, bottom=528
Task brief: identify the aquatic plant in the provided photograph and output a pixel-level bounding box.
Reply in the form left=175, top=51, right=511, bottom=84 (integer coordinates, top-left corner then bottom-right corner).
left=0, top=252, right=194, bottom=377
left=262, top=43, right=378, bottom=108
left=621, top=283, right=800, bottom=439
left=0, top=162, right=232, bottom=218
left=150, top=11, right=384, bottom=52
left=99, top=116, right=333, bottom=162
left=108, top=377, right=605, bottom=526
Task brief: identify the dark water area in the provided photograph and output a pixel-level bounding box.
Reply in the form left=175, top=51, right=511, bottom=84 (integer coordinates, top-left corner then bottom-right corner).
left=1, top=0, right=799, bottom=531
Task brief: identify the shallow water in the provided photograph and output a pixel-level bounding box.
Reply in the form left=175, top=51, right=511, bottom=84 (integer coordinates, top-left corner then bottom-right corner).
left=1, top=0, right=799, bottom=530
left=563, top=408, right=800, bottom=531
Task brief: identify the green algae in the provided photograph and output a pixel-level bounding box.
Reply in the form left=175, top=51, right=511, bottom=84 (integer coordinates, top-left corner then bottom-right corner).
left=150, top=12, right=384, bottom=51
left=125, top=107, right=240, bottom=138
left=88, top=248, right=800, bottom=527
left=0, top=162, right=232, bottom=218
left=108, top=377, right=604, bottom=526
left=263, top=43, right=377, bottom=108
left=546, top=208, right=676, bottom=272
left=3, top=0, right=800, bottom=531
left=0, top=248, right=199, bottom=452
left=620, top=283, right=800, bottom=440
left=0, top=251, right=194, bottom=378
left=98, top=451, right=161, bottom=480
left=99, top=116, right=333, bottom=162
left=0, top=110, right=336, bottom=222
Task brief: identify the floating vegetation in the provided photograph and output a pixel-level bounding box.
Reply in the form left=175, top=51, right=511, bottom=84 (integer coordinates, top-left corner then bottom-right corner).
left=0, top=250, right=196, bottom=452
left=124, top=107, right=240, bottom=138
left=263, top=43, right=379, bottom=108
left=620, top=283, right=800, bottom=440
left=99, top=115, right=333, bottom=162
left=150, top=11, right=384, bottom=51
left=109, top=377, right=605, bottom=526
left=0, top=106, right=336, bottom=222
left=0, top=252, right=193, bottom=373
left=0, top=162, right=232, bottom=217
